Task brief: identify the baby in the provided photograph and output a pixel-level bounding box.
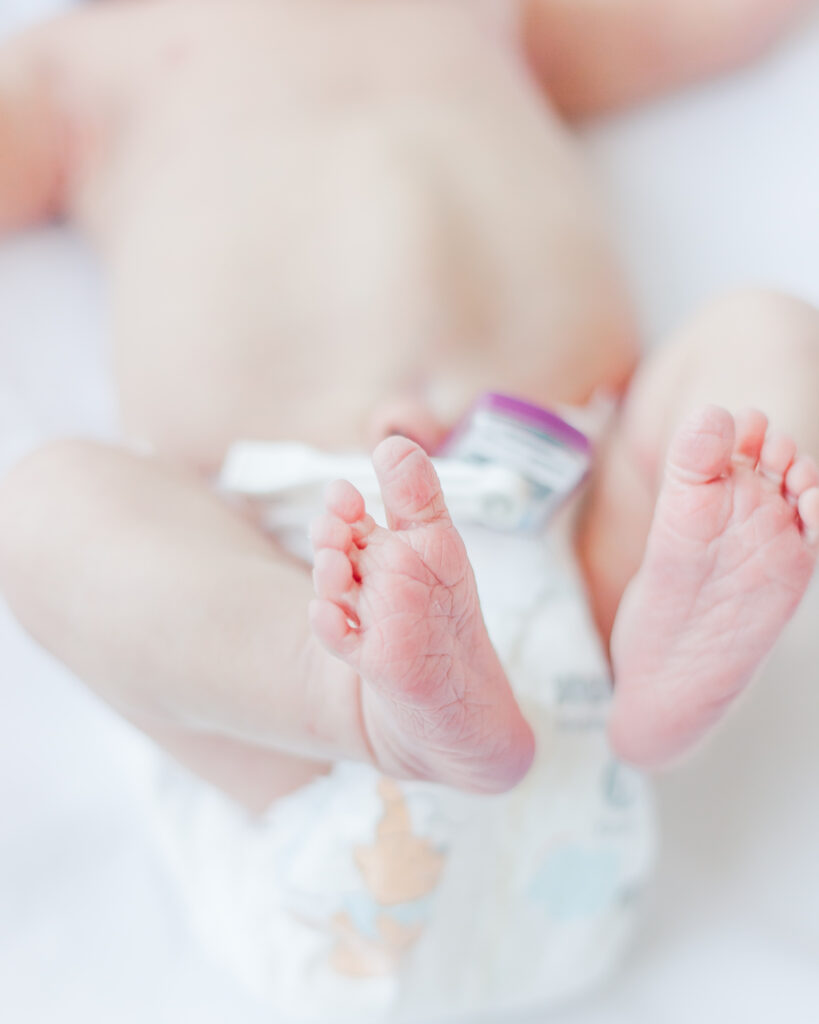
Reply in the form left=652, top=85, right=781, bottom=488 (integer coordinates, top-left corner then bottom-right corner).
left=1, top=0, right=819, bottom=1015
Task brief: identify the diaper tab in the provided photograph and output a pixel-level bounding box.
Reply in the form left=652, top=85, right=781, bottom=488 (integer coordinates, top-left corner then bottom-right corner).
left=219, top=442, right=534, bottom=532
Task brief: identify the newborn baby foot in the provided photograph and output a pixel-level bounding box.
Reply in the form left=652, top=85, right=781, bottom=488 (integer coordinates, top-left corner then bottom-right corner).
left=309, top=436, right=535, bottom=793
left=610, top=405, right=819, bottom=766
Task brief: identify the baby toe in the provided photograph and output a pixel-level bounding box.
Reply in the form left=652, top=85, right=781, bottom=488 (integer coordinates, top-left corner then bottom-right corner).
left=308, top=599, right=359, bottom=656
left=325, top=479, right=367, bottom=524
left=733, top=408, right=768, bottom=468
left=667, top=405, right=735, bottom=484
left=372, top=435, right=450, bottom=530
left=798, top=488, right=819, bottom=546
left=313, top=547, right=354, bottom=599
left=759, top=432, right=797, bottom=489
left=785, top=456, right=819, bottom=501
left=351, top=513, right=377, bottom=549
left=310, top=512, right=353, bottom=552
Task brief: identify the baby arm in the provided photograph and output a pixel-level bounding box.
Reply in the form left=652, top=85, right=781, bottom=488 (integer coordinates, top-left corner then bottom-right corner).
left=522, top=0, right=814, bottom=116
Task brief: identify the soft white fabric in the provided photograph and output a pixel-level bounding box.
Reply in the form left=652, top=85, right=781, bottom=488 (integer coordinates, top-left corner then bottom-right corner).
left=3, top=4, right=819, bottom=1023
left=142, top=472, right=655, bottom=1021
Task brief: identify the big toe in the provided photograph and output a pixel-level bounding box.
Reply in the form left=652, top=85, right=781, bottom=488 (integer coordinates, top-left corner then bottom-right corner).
left=666, top=405, right=736, bottom=485
left=373, top=436, right=451, bottom=531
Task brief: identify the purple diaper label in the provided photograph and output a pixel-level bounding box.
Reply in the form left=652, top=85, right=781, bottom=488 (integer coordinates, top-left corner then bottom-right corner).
left=438, top=392, right=592, bottom=531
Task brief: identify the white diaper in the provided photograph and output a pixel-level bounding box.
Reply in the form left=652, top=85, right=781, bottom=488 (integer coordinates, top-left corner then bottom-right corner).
left=141, top=445, right=656, bottom=1021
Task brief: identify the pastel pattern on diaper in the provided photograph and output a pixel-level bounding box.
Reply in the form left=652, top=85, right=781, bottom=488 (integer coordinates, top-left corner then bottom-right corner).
left=528, top=843, right=623, bottom=922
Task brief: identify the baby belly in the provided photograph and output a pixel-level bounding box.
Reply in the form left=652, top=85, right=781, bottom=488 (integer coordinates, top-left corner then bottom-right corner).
left=110, top=219, right=636, bottom=472
left=107, top=72, right=637, bottom=468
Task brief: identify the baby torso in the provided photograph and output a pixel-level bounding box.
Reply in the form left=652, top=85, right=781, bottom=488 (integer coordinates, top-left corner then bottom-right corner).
left=86, top=0, right=636, bottom=466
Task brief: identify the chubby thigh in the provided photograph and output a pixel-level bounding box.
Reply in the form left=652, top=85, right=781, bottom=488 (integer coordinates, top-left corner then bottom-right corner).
left=95, top=0, right=637, bottom=467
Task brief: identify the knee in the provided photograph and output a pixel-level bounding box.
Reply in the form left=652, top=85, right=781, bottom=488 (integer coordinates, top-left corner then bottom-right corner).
left=0, top=439, right=105, bottom=600
left=684, top=288, right=819, bottom=363
left=708, top=287, right=819, bottom=325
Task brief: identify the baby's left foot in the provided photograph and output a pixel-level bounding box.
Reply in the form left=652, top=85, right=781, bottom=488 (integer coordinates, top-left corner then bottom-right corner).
left=309, top=436, right=535, bottom=793
left=610, top=405, right=819, bottom=766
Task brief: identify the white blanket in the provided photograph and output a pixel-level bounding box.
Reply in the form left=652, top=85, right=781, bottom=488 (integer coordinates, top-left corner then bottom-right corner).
left=2, top=4, right=819, bottom=1021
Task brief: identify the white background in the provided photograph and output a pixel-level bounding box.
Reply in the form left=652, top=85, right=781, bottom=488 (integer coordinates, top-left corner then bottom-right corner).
left=2, top=2, right=819, bottom=1021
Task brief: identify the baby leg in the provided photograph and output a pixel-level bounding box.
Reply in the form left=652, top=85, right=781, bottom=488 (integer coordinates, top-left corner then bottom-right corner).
left=0, top=441, right=366, bottom=810
left=0, top=438, right=533, bottom=802
left=582, top=290, right=819, bottom=766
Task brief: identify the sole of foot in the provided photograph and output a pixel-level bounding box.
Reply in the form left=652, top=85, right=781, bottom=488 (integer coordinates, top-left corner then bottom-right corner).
left=610, top=405, right=819, bottom=767
left=309, top=435, right=535, bottom=793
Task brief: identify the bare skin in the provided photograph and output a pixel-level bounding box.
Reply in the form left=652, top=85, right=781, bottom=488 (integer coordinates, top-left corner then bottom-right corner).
left=591, top=291, right=819, bottom=764
left=0, top=0, right=818, bottom=810
left=611, top=405, right=819, bottom=765
left=310, top=437, right=535, bottom=791
left=522, top=0, right=816, bottom=116
left=1, top=0, right=638, bottom=464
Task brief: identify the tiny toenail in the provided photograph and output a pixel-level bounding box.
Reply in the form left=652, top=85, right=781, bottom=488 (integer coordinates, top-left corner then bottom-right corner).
left=385, top=426, right=424, bottom=447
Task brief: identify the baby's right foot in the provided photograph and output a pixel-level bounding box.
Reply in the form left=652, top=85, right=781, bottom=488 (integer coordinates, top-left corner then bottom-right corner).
left=309, top=436, right=534, bottom=793
left=610, top=405, right=819, bottom=766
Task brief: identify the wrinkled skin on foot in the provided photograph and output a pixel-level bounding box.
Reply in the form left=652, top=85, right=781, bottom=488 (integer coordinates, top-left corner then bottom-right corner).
left=611, top=405, right=819, bottom=766
left=310, top=436, right=535, bottom=793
